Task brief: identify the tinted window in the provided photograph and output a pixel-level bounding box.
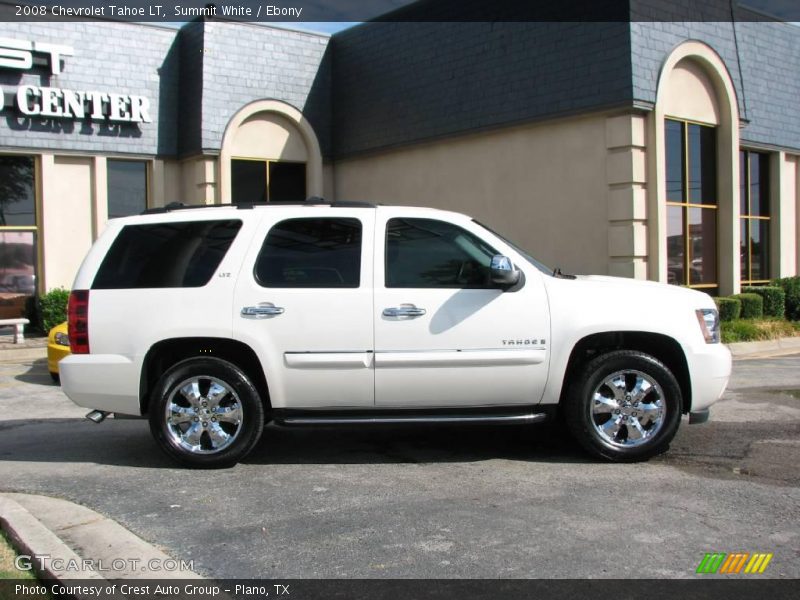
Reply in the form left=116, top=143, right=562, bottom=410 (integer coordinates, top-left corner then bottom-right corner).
left=665, top=119, right=684, bottom=203
left=231, top=160, right=306, bottom=204
left=268, top=162, right=306, bottom=202
left=386, top=218, right=497, bottom=288
left=688, top=124, right=716, bottom=205
left=108, top=160, right=148, bottom=218
left=93, top=220, right=242, bottom=289
left=0, top=155, right=36, bottom=226
left=255, top=218, right=361, bottom=288
left=231, top=160, right=267, bottom=204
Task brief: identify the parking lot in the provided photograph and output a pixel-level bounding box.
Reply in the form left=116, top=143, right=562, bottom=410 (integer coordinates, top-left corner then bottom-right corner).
left=0, top=354, right=798, bottom=578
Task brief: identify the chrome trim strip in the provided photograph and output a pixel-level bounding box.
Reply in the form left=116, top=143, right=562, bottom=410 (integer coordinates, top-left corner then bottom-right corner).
left=279, top=413, right=547, bottom=426
left=374, top=349, right=546, bottom=367
left=284, top=352, right=373, bottom=369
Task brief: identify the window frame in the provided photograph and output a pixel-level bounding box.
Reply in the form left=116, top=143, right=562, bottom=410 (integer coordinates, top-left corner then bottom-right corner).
left=106, top=158, right=151, bottom=219
left=0, top=153, right=40, bottom=299
left=231, top=157, right=307, bottom=204
left=665, top=118, right=719, bottom=294
left=739, top=149, right=771, bottom=286
left=384, top=217, right=501, bottom=289
left=91, top=219, right=243, bottom=290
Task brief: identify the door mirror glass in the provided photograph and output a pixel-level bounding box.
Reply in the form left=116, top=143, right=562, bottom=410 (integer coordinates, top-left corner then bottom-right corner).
left=490, top=255, right=520, bottom=287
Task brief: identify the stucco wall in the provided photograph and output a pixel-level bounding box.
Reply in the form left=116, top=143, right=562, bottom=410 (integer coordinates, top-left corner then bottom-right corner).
left=334, top=114, right=610, bottom=276
left=40, top=154, right=94, bottom=290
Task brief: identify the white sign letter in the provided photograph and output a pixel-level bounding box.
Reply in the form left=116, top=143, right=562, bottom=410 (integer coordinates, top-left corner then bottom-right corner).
left=15, top=85, right=40, bottom=116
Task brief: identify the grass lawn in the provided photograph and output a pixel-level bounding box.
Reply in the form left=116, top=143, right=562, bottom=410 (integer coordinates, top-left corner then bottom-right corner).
left=722, top=318, right=800, bottom=344
left=0, top=529, right=35, bottom=580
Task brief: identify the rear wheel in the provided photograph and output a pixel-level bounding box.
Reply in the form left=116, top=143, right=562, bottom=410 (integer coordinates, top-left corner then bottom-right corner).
left=565, top=350, right=682, bottom=462
left=149, top=357, right=264, bottom=468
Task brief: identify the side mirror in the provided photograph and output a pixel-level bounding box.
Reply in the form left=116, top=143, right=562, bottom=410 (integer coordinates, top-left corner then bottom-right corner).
left=490, top=255, right=520, bottom=287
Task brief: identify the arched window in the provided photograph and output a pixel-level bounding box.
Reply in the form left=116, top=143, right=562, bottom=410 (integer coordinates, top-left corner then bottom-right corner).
left=219, top=100, right=323, bottom=205
left=652, top=43, right=741, bottom=296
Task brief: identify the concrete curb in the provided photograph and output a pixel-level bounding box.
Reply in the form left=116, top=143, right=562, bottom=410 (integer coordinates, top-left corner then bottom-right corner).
left=0, top=347, right=47, bottom=363
left=727, top=337, right=800, bottom=360
left=0, top=495, right=104, bottom=596
left=0, top=493, right=202, bottom=583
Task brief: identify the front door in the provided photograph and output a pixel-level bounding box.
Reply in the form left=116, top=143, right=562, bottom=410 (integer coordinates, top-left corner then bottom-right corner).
left=233, top=209, right=375, bottom=409
left=373, top=212, right=550, bottom=407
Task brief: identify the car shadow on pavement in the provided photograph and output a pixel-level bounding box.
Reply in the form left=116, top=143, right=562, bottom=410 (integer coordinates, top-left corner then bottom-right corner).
left=247, top=422, right=591, bottom=465
left=2, top=416, right=798, bottom=483
left=0, top=418, right=592, bottom=468
left=13, top=359, right=58, bottom=386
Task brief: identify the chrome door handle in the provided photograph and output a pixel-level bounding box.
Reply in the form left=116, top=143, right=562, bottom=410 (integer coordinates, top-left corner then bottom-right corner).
left=383, top=305, right=426, bottom=318
left=241, top=303, right=285, bottom=318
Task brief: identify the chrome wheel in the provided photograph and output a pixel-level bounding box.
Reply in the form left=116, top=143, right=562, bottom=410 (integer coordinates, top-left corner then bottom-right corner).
left=164, top=376, right=243, bottom=455
left=590, top=369, right=665, bottom=448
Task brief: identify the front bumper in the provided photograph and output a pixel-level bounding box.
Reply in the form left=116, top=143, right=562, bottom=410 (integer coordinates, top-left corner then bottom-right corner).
left=59, top=354, right=141, bottom=416
left=689, top=409, right=710, bottom=424
left=686, top=341, right=732, bottom=412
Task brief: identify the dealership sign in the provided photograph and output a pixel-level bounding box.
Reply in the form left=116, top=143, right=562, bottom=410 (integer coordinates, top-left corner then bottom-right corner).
left=0, top=37, right=152, bottom=124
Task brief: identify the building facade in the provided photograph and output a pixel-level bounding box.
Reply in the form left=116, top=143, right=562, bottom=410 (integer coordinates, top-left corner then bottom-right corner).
left=0, top=3, right=798, bottom=320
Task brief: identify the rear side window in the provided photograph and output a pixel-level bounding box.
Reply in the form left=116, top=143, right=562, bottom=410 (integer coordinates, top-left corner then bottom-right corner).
left=92, top=220, right=242, bottom=289
left=255, top=218, right=361, bottom=288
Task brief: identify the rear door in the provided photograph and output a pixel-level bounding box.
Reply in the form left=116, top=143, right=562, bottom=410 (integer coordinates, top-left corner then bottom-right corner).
left=374, top=210, right=550, bottom=407
left=233, top=208, right=375, bottom=409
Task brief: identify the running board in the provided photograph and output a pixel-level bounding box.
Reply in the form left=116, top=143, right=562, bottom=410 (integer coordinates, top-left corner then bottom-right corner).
left=276, top=412, right=548, bottom=427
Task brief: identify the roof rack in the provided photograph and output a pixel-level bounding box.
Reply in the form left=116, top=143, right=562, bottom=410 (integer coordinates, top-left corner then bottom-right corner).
left=140, top=197, right=376, bottom=215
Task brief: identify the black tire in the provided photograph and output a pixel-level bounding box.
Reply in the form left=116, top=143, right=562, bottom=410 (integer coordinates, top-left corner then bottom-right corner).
left=565, top=350, right=682, bottom=462
left=50, top=372, right=60, bottom=383
left=148, top=357, right=265, bottom=468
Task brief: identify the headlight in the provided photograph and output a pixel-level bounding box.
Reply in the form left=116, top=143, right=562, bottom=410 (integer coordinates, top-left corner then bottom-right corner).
left=695, top=308, right=720, bottom=344
left=54, top=332, right=70, bottom=346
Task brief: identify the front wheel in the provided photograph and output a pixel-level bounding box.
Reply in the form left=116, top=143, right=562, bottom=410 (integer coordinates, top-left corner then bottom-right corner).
left=565, top=350, right=682, bottom=462
left=149, top=357, right=265, bottom=468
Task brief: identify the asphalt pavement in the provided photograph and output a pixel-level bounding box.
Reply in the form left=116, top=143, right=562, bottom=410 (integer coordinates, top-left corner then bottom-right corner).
left=0, top=354, right=798, bottom=579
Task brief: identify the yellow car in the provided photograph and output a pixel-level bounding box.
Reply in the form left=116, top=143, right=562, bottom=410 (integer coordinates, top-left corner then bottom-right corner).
left=47, top=321, right=71, bottom=382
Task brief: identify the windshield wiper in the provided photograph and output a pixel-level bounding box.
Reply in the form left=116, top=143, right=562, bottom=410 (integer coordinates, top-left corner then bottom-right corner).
left=552, top=267, right=576, bottom=280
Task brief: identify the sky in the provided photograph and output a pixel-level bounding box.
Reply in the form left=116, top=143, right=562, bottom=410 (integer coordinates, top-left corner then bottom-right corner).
left=272, top=22, right=360, bottom=34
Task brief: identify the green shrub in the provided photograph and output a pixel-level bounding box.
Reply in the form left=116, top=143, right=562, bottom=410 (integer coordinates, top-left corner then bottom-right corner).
left=713, top=297, right=741, bottom=322
left=730, top=293, right=763, bottom=319
left=742, top=286, right=785, bottom=318
left=39, top=288, right=70, bottom=333
left=721, top=320, right=761, bottom=344
left=774, top=276, right=800, bottom=321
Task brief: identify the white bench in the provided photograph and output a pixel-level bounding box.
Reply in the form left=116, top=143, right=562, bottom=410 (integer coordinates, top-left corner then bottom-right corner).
left=0, top=318, right=30, bottom=343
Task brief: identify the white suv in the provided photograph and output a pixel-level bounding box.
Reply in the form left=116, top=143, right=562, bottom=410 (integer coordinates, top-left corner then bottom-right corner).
left=60, top=201, right=731, bottom=467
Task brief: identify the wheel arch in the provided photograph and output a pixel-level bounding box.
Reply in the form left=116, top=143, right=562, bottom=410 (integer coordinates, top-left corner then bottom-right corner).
left=139, top=337, right=270, bottom=416
left=558, top=331, right=692, bottom=414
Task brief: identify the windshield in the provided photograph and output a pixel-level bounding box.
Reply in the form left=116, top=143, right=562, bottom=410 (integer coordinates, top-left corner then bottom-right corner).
left=473, top=220, right=552, bottom=276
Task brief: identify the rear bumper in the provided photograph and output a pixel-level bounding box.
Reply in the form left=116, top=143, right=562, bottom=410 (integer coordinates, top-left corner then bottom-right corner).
left=59, top=354, right=141, bottom=416
left=687, top=342, right=732, bottom=412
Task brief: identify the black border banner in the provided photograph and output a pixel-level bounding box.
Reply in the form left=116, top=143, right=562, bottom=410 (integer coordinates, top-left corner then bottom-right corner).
left=2, top=579, right=800, bottom=600
left=0, top=0, right=799, bottom=23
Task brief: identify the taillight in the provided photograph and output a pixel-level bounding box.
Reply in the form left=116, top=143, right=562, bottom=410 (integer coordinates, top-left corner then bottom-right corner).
left=68, top=290, right=90, bottom=354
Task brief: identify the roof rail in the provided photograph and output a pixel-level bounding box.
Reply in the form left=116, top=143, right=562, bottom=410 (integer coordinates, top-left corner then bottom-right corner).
left=140, top=198, right=376, bottom=215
